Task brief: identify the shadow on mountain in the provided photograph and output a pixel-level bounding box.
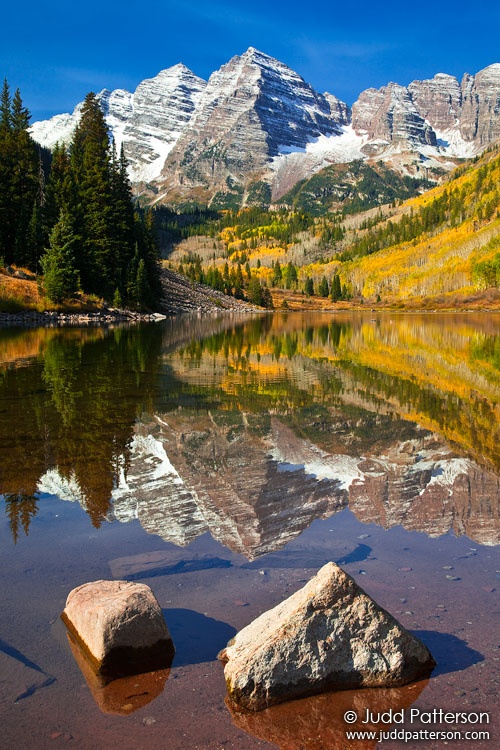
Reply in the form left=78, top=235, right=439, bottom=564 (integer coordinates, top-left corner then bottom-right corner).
left=165, top=608, right=236, bottom=666
left=413, top=630, right=484, bottom=676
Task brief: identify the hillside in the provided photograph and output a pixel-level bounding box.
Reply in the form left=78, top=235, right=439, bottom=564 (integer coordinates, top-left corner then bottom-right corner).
left=342, top=145, right=500, bottom=304
left=0, top=263, right=258, bottom=319
left=8, top=149, right=499, bottom=315
left=277, top=160, right=432, bottom=216
left=162, top=144, right=500, bottom=309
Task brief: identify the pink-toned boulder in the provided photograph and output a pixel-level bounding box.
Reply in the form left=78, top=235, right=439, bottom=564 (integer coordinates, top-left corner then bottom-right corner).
left=218, top=562, right=435, bottom=710
left=61, top=580, right=174, bottom=681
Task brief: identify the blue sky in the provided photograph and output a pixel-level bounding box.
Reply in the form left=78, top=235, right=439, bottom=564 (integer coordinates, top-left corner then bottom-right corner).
left=3, top=1, right=500, bottom=122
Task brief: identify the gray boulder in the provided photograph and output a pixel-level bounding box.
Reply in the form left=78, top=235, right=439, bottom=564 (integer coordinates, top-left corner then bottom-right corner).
left=61, top=580, right=174, bottom=681
left=218, top=562, right=435, bottom=710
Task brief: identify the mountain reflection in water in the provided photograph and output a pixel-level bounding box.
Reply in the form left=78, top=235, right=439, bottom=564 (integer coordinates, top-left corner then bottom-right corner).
left=0, top=312, right=498, bottom=550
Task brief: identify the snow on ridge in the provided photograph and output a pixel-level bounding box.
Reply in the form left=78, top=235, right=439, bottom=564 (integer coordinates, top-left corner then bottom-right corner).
left=132, top=137, right=180, bottom=182
left=417, top=457, right=473, bottom=495
left=271, top=125, right=367, bottom=173
left=130, top=433, right=184, bottom=483
left=434, top=127, right=478, bottom=158
left=29, top=112, right=79, bottom=150
left=305, top=125, right=367, bottom=160
left=278, top=144, right=306, bottom=155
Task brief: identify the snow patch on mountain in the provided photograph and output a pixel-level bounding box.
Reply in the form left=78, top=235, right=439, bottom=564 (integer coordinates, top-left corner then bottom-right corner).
left=269, top=443, right=363, bottom=490
left=417, top=457, right=473, bottom=495
left=29, top=110, right=81, bottom=151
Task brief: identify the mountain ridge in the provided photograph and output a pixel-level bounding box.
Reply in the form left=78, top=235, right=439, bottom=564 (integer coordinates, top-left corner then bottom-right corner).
left=29, top=49, right=500, bottom=207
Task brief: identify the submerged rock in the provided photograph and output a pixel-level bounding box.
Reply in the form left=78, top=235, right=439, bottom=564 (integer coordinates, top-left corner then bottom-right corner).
left=218, top=562, right=435, bottom=710
left=61, top=580, right=174, bottom=681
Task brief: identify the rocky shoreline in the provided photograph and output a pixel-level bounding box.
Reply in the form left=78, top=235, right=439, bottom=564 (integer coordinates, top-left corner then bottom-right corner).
left=0, top=269, right=261, bottom=327
left=0, top=308, right=168, bottom=328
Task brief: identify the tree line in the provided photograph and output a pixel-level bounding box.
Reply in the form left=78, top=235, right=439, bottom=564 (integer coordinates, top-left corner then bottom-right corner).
left=0, top=82, right=161, bottom=308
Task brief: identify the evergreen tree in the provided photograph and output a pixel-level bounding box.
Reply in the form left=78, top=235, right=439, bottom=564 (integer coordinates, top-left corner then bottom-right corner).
left=0, top=79, right=11, bottom=131
left=272, top=259, right=283, bottom=287
left=27, top=199, right=44, bottom=267
left=0, top=81, right=39, bottom=267
left=61, top=93, right=161, bottom=307
left=109, top=143, right=136, bottom=293
left=246, top=276, right=273, bottom=308
left=283, top=261, right=298, bottom=289
left=304, top=276, right=314, bottom=296
left=43, top=143, right=73, bottom=242
left=318, top=276, right=329, bottom=297
left=0, top=83, right=161, bottom=309
left=234, top=262, right=244, bottom=298
left=247, top=276, right=264, bottom=306
left=69, top=92, right=115, bottom=296
left=131, top=208, right=162, bottom=307
left=260, top=285, right=273, bottom=308
left=40, top=210, right=80, bottom=303
left=330, top=274, right=342, bottom=302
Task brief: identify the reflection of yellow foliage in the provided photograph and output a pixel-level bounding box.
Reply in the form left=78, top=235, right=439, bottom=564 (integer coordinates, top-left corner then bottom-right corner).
left=0, top=327, right=106, bottom=372
left=167, top=312, right=500, bottom=470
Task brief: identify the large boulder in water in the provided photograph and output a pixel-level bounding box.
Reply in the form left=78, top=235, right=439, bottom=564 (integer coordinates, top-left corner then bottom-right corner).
left=218, top=562, right=435, bottom=710
left=61, top=580, right=174, bottom=681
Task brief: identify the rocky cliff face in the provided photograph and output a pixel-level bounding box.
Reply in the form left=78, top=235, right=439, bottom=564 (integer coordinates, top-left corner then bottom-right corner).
left=29, top=50, right=500, bottom=204
left=351, top=83, right=437, bottom=151
left=459, top=63, right=500, bottom=146
left=113, top=64, right=206, bottom=182
left=158, top=47, right=346, bottom=201
left=408, top=73, right=463, bottom=133
left=406, top=64, right=500, bottom=154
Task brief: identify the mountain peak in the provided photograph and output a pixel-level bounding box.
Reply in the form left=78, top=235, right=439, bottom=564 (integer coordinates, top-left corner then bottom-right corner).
left=156, top=62, right=200, bottom=77
left=242, top=46, right=272, bottom=61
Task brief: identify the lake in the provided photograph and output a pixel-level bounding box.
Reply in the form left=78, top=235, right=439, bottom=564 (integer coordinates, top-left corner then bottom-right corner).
left=0, top=311, right=498, bottom=749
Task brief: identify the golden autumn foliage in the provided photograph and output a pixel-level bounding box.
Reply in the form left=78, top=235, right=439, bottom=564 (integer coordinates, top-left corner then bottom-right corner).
left=165, top=147, right=500, bottom=308
left=342, top=147, right=500, bottom=303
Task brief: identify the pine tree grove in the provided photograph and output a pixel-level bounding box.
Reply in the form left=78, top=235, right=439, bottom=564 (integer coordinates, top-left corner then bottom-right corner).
left=0, top=84, right=161, bottom=309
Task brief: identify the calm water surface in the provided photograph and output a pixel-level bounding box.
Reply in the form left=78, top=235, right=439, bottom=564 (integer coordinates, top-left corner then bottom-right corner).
left=0, top=312, right=498, bottom=749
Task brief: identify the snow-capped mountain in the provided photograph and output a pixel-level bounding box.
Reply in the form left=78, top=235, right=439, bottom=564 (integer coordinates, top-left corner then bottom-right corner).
left=30, top=64, right=207, bottom=183
left=158, top=47, right=348, bottom=200
left=29, top=50, right=500, bottom=204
